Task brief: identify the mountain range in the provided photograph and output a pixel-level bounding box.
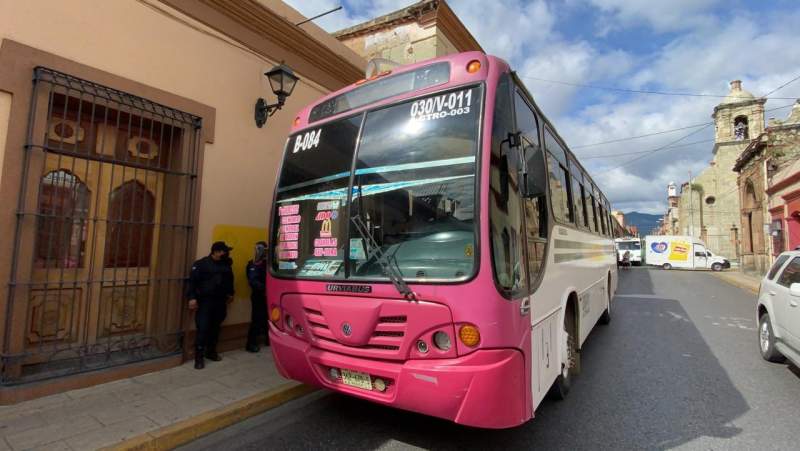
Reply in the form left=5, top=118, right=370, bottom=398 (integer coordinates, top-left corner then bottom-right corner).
left=624, top=211, right=661, bottom=235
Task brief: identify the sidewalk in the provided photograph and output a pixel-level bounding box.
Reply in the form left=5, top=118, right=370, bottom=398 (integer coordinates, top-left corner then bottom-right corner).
left=712, top=269, right=761, bottom=294
left=0, top=350, right=312, bottom=451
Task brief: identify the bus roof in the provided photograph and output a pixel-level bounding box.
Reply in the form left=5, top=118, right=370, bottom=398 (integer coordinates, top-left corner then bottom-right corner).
left=290, top=51, right=506, bottom=132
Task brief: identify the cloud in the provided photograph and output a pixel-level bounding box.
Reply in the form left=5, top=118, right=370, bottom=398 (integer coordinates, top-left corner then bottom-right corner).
left=282, top=0, right=413, bottom=32
left=586, top=0, right=721, bottom=32
left=284, top=0, right=800, bottom=216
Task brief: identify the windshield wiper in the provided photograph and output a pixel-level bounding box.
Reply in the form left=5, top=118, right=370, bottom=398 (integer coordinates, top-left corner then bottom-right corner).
left=350, top=213, right=418, bottom=302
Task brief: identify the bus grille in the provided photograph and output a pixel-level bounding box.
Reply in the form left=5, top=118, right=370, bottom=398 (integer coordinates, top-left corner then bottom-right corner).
left=303, top=309, right=407, bottom=355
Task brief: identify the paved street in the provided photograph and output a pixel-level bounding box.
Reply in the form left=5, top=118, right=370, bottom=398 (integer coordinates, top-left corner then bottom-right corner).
left=181, top=268, right=800, bottom=451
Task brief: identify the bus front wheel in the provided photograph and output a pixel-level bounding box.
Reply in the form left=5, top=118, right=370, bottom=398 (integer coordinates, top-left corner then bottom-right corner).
left=662, top=263, right=672, bottom=270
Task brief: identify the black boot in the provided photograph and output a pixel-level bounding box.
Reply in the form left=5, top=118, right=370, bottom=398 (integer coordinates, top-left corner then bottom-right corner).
left=245, top=342, right=260, bottom=353
left=206, top=348, right=222, bottom=361
left=194, top=347, right=205, bottom=370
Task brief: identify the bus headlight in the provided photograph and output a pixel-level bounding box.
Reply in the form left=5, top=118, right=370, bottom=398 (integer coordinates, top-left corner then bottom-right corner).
left=433, top=331, right=451, bottom=351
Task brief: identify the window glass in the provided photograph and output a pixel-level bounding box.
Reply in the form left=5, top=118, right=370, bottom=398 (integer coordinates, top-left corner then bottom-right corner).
left=309, top=62, right=450, bottom=123
left=588, top=194, right=598, bottom=233
left=768, top=254, right=790, bottom=280
left=571, top=176, right=585, bottom=227
left=522, top=137, right=547, bottom=284
left=514, top=92, right=540, bottom=145
left=272, top=115, right=362, bottom=277
left=599, top=205, right=607, bottom=235
left=349, top=86, right=480, bottom=281
left=105, top=181, right=155, bottom=268
left=545, top=129, right=573, bottom=223
left=490, top=74, right=526, bottom=294
left=777, top=257, right=800, bottom=287
left=35, top=170, right=89, bottom=268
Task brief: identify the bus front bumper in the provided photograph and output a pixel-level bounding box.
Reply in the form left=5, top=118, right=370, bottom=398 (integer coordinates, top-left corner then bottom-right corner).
left=269, top=330, right=527, bottom=429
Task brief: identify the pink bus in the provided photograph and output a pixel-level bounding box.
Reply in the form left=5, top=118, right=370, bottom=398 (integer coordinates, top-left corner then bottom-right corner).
left=267, top=51, right=618, bottom=428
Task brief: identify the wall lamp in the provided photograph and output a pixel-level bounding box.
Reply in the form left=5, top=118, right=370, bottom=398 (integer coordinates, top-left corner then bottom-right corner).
left=255, top=64, right=299, bottom=128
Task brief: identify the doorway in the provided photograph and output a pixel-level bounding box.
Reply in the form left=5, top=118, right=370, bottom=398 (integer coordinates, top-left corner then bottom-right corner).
left=2, top=68, right=201, bottom=384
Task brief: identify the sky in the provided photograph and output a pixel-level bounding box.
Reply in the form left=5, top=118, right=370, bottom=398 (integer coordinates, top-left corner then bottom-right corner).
left=283, top=0, right=800, bottom=214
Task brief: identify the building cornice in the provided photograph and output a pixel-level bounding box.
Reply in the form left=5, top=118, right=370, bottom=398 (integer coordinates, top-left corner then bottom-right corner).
left=436, top=1, right=483, bottom=52
left=159, top=0, right=365, bottom=91
left=333, top=0, right=482, bottom=53
left=712, top=97, right=766, bottom=117
left=767, top=170, right=800, bottom=195
left=733, top=132, right=767, bottom=172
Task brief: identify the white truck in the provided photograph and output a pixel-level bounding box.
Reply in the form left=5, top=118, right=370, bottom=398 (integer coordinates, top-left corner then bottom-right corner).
left=615, top=238, right=642, bottom=266
left=644, top=235, right=731, bottom=271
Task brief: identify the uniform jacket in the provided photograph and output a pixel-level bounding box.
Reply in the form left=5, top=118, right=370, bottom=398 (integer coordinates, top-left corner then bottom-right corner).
left=246, top=259, right=267, bottom=298
left=186, top=256, right=234, bottom=302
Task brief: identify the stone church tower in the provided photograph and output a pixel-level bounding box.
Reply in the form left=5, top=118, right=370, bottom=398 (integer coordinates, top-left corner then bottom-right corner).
left=678, top=80, right=765, bottom=260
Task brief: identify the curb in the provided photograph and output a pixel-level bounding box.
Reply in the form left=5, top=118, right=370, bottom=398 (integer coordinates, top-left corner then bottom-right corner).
left=102, top=382, right=316, bottom=451
left=711, top=271, right=760, bottom=295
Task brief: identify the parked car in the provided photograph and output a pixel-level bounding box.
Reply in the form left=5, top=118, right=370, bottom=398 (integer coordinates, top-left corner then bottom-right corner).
left=757, top=251, right=800, bottom=367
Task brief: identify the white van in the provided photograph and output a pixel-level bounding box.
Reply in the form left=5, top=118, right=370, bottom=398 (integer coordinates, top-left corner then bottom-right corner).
left=644, top=235, right=731, bottom=271
left=615, top=238, right=642, bottom=265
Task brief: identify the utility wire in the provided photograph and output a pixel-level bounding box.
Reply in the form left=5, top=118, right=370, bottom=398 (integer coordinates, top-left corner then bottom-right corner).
left=518, top=74, right=799, bottom=100
left=597, top=123, right=714, bottom=175
left=573, top=103, right=796, bottom=149
left=580, top=139, right=714, bottom=160
left=761, top=73, right=800, bottom=98
left=573, top=123, right=709, bottom=148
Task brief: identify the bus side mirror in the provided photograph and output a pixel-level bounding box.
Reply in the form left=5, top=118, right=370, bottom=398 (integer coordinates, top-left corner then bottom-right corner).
left=507, top=132, right=521, bottom=148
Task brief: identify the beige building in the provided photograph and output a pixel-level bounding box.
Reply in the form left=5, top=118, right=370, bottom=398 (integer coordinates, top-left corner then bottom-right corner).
left=678, top=80, right=765, bottom=259
left=0, top=0, right=366, bottom=402
left=334, top=0, right=482, bottom=66
left=734, top=101, right=800, bottom=274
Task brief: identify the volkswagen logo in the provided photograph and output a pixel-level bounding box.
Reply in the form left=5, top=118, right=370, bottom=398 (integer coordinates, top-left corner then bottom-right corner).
left=341, top=322, right=352, bottom=337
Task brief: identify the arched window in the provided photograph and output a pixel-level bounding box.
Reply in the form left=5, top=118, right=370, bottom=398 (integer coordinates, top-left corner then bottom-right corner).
left=734, top=115, right=749, bottom=141
left=104, top=181, right=155, bottom=268
left=744, top=181, right=757, bottom=253
left=35, top=170, right=90, bottom=268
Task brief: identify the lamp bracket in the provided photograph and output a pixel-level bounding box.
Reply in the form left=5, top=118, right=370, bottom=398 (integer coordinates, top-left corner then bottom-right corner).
left=255, top=97, right=286, bottom=128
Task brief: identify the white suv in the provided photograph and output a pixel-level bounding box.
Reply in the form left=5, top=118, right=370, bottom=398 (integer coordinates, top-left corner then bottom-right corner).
left=757, top=251, right=800, bottom=367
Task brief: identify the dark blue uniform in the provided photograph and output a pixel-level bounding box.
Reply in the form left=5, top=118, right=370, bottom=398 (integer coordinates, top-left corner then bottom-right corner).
left=186, top=255, right=234, bottom=359
left=246, top=258, right=268, bottom=350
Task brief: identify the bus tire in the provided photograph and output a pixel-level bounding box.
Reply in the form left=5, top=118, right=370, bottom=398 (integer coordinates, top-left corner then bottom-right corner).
left=549, top=303, right=578, bottom=400
left=599, top=276, right=611, bottom=325
left=711, top=262, right=723, bottom=272
left=662, top=263, right=672, bottom=270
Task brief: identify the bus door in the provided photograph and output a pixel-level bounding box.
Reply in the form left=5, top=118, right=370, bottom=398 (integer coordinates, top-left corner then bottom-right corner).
left=693, top=243, right=709, bottom=269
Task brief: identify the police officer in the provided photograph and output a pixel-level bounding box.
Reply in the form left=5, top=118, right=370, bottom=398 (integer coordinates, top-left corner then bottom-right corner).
left=186, top=241, right=234, bottom=370
left=245, top=241, right=268, bottom=352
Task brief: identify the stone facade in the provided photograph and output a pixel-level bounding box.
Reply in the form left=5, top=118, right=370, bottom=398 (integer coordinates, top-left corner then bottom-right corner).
left=677, top=81, right=765, bottom=260
left=333, top=0, right=482, bottom=66
left=735, top=101, right=800, bottom=274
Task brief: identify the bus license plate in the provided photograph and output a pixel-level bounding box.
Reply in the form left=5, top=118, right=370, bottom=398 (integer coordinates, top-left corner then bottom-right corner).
left=340, top=368, right=372, bottom=390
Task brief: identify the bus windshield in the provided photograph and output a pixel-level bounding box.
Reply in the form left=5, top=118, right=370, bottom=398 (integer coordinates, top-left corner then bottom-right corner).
left=617, top=241, right=641, bottom=251
left=272, top=85, right=482, bottom=281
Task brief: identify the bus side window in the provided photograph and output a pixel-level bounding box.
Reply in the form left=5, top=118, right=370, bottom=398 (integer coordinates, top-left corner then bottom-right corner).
left=545, top=129, right=573, bottom=224
left=513, top=90, right=548, bottom=284
left=490, top=73, right=527, bottom=295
